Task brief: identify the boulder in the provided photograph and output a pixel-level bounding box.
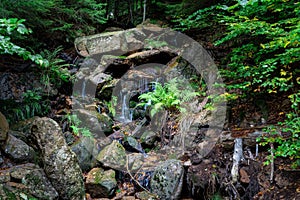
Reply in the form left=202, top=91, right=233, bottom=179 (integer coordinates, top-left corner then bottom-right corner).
left=73, top=109, right=113, bottom=138
left=140, top=130, right=158, bottom=146
left=150, top=159, right=184, bottom=200
left=85, top=167, right=117, bottom=198
left=29, top=117, right=85, bottom=200
left=71, top=136, right=97, bottom=172
left=74, top=28, right=146, bottom=57
left=2, top=134, right=35, bottom=163
left=71, top=136, right=111, bottom=172
left=96, top=140, right=126, bottom=170
left=0, top=163, right=59, bottom=199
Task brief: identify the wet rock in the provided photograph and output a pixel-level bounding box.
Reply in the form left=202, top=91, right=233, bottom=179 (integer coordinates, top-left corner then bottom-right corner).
left=71, top=136, right=107, bottom=172
left=74, top=70, right=113, bottom=102
left=64, top=131, right=76, bottom=145
left=96, top=112, right=114, bottom=134
left=85, top=167, right=117, bottom=198
left=127, top=153, right=144, bottom=172
left=2, top=134, right=35, bottom=163
left=125, top=136, right=145, bottom=154
left=73, top=109, right=113, bottom=138
left=96, top=140, right=126, bottom=170
left=79, top=57, right=100, bottom=72
left=140, top=130, right=157, bottom=146
left=88, top=71, right=112, bottom=87
left=0, top=163, right=59, bottom=199
left=0, top=112, right=9, bottom=141
left=96, top=78, right=118, bottom=101
left=29, top=117, right=85, bottom=199
left=150, top=159, right=184, bottom=200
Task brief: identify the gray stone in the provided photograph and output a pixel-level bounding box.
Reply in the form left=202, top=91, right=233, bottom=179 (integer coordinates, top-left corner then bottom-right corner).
left=74, top=28, right=146, bottom=57
left=73, top=109, right=113, bottom=138
left=29, top=117, right=85, bottom=200
left=0, top=163, right=59, bottom=199
left=96, top=140, right=126, bottom=170
left=0, top=169, right=10, bottom=183
left=0, top=112, right=9, bottom=141
left=10, top=163, right=59, bottom=199
left=150, top=159, right=184, bottom=200
left=2, top=134, right=35, bottom=163
left=85, top=167, right=117, bottom=198
left=140, top=130, right=157, bottom=146
left=96, top=112, right=114, bottom=134
left=71, top=136, right=100, bottom=172
left=127, top=153, right=144, bottom=172
left=135, top=191, right=158, bottom=200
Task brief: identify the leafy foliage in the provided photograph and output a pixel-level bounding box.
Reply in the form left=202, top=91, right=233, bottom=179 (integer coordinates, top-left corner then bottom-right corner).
left=64, top=114, right=92, bottom=137
left=0, top=19, right=72, bottom=88
left=257, top=91, right=300, bottom=168
left=0, top=0, right=107, bottom=47
left=177, top=0, right=300, bottom=95
left=1, top=90, right=49, bottom=123
left=177, top=0, right=300, bottom=166
left=39, top=47, right=73, bottom=90
left=0, top=18, right=74, bottom=123
left=137, top=78, right=199, bottom=117
left=104, top=96, right=117, bottom=117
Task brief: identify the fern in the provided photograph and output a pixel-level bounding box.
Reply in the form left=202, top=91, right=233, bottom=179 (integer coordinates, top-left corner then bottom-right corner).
left=137, top=78, right=199, bottom=117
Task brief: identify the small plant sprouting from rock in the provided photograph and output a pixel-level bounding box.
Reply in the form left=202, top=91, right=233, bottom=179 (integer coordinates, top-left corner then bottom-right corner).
left=64, top=114, right=92, bottom=137
left=137, top=78, right=200, bottom=117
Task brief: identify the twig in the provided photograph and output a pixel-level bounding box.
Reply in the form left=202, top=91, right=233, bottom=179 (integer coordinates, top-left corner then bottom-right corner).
left=125, top=155, right=158, bottom=198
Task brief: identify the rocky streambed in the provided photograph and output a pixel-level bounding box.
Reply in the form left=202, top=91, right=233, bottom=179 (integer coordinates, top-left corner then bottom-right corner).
left=0, top=24, right=299, bottom=200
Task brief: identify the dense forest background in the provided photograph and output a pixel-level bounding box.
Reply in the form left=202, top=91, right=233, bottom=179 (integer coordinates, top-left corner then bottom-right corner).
left=0, top=0, right=299, bottom=192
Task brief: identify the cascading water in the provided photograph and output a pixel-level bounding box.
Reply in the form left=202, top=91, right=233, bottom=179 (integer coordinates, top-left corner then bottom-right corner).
left=119, top=92, right=132, bottom=123
left=81, top=79, right=86, bottom=100
left=116, top=77, right=155, bottom=123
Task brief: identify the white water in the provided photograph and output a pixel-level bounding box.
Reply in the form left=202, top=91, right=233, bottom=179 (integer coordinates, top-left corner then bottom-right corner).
left=119, top=92, right=132, bottom=123
left=81, top=79, right=86, bottom=100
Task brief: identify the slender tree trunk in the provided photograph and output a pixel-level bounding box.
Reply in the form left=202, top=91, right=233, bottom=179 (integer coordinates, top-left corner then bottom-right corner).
left=114, top=0, right=120, bottom=22
left=143, top=0, right=146, bottom=22
left=128, top=0, right=134, bottom=23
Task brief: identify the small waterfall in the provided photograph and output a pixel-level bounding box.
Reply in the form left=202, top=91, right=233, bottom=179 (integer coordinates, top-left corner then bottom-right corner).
left=138, top=78, right=149, bottom=93
left=97, top=105, right=101, bottom=113
left=129, top=109, right=133, bottom=121
left=119, top=92, right=132, bottom=123
left=81, top=79, right=86, bottom=100
left=144, top=99, right=151, bottom=110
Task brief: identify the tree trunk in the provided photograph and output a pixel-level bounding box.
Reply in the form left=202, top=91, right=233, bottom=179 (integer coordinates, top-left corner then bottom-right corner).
left=143, top=0, right=146, bottom=22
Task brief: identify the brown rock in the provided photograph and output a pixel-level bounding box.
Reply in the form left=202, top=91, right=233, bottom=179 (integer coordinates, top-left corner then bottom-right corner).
left=240, top=168, right=250, bottom=183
